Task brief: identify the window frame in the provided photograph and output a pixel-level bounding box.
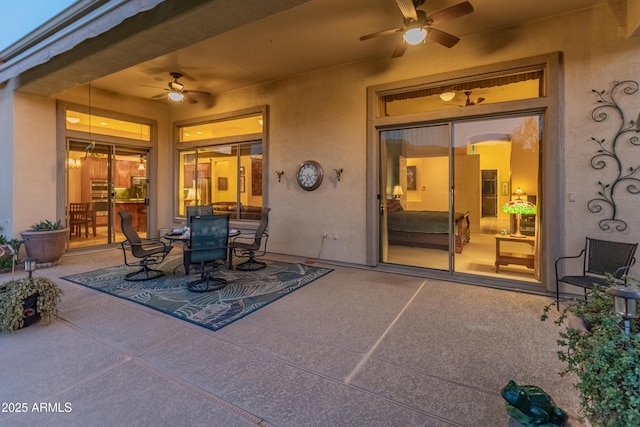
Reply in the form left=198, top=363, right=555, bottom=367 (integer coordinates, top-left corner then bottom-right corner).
left=173, top=106, right=269, bottom=223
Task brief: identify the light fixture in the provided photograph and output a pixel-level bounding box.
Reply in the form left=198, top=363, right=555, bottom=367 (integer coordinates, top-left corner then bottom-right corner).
left=66, top=116, right=80, bottom=124
left=138, top=155, right=145, bottom=171
left=439, top=92, right=456, bottom=102
left=607, top=284, right=640, bottom=334
left=68, top=158, right=81, bottom=169
left=24, top=257, right=36, bottom=279
left=184, top=187, right=199, bottom=204
left=403, top=27, right=427, bottom=45
left=276, top=170, right=285, bottom=182
left=168, top=92, right=184, bottom=102
left=392, top=185, right=404, bottom=199
left=502, top=199, right=536, bottom=238
left=513, top=187, right=526, bottom=199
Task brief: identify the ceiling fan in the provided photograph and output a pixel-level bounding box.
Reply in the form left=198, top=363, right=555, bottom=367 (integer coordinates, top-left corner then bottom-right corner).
left=360, top=0, right=474, bottom=58
left=442, top=90, right=485, bottom=106
left=149, top=72, right=211, bottom=104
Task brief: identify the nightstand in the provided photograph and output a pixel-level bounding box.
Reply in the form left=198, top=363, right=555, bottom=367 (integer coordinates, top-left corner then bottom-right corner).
left=495, top=234, right=535, bottom=273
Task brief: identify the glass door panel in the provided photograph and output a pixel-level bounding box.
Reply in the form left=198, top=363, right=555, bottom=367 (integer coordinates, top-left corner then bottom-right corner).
left=452, top=116, right=541, bottom=282
left=380, top=125, right=452, bottom=271
left=68, top=141, right=112, bottom=248
left=113, top=147, right=149, bottom=243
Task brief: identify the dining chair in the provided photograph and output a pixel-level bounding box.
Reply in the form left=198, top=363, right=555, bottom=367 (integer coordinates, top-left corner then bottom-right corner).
left=230, top=207, right=270, bottom=271
left=69, top=202, right=96, bottom=238
left=187, top=214, right=230, bottom=292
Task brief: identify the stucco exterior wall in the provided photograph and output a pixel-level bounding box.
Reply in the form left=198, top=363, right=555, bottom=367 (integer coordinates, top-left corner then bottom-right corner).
left=12, top=93, right=58, bottom=233
left=165, top=3, right=640, bottom=270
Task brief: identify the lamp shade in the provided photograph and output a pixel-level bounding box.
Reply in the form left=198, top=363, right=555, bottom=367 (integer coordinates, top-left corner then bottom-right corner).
left=392, top=185, right=404, bottom=198
left=502, top=199, right=536, bottom=215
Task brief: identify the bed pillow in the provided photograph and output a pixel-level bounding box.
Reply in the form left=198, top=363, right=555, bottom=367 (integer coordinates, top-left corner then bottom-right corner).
left=387, top=198, right=403, bottom=212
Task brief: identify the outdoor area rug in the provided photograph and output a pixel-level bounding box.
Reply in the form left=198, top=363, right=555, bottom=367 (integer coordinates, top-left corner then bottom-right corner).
left=61, top=258, right=332, bottom=331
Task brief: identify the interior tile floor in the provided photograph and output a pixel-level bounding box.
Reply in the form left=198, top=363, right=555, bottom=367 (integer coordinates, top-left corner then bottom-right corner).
left=0, top=248, right=587, bottom=426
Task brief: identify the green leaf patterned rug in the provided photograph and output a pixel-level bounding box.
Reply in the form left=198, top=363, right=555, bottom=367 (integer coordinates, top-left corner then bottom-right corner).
left=62, top=259, right=332, bottom=331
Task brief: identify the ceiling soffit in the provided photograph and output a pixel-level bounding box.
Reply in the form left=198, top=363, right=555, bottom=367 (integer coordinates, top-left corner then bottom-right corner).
left=15, top=0, right=312, bottom=97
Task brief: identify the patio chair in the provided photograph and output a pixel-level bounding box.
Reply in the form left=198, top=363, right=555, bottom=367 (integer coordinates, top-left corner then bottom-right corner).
left=187, top=214, right=230, bottom=292
left=186, top=205, right=213, bottom=224
left=555, top=237, right=638, bottom=310
left=118, top=210, right=173, bottom=281
left=230, top=207, right=270, bottom=271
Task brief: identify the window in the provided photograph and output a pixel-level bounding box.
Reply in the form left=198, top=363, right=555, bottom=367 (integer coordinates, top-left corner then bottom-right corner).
left=176, top=109, right=265, bottom=221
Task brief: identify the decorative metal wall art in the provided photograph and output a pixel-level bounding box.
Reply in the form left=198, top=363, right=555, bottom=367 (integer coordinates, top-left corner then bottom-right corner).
left=587, top=80, right=640, bottom=232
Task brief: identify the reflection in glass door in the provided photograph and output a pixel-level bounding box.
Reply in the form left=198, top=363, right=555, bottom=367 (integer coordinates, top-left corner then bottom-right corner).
left=67, top=141, right=148, bottom=249
left=380, top=115, right=541, bottom=284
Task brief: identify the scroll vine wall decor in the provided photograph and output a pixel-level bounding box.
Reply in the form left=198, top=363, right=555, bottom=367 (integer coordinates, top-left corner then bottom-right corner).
left=587, top=80, right=640, bottom=232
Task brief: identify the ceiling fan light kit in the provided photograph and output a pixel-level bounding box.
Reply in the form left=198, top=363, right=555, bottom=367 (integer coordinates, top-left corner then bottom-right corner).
left=403, top=27, right=427, bottom=45
left=439, top=91, right=456, bottom=102
left=168, top=92, right=184, bottom=102
left=360, top=0, right=473, bottom=58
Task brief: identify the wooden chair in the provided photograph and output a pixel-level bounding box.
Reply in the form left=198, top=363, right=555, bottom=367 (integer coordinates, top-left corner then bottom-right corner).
left=555, top=237, right=638, bottom=309
left=69, top=203, right=96, bottom=238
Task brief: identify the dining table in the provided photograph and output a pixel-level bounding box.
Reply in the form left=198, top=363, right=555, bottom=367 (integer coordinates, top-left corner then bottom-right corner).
left=164, top=228, right=240, bottom=273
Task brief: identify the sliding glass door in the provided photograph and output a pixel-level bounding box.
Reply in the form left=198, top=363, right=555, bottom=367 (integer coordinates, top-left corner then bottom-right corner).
left=380, top=115, right=541, bottom=283
left=67, top=141, right=148, bottom=248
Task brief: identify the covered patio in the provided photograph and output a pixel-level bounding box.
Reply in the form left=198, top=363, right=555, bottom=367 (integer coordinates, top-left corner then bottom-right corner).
left=0, top=249, right=585, bottom=426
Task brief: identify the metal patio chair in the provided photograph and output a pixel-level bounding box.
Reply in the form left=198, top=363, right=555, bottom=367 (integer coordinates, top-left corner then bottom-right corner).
left=118, top=210, right=173, bottom=281
left=555, top=237, right=638, bottom=309
left=187, top=214, right=230, bottom=292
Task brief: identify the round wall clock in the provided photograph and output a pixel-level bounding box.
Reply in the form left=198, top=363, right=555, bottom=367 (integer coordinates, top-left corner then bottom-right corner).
left=296, top=160, right=323, bottom=191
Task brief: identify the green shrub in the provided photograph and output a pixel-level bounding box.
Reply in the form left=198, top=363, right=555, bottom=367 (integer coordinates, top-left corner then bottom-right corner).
left=0, top=277, right=63, bottom=332
left=542, top=282, right=640, bottom=426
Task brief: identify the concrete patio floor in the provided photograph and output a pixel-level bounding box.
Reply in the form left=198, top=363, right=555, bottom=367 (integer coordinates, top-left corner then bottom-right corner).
left=1, top=247, right=586, bottom=426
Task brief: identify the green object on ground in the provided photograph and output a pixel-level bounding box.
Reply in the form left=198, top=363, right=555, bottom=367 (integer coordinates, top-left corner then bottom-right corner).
left=501, top=380, right=567, bottom=426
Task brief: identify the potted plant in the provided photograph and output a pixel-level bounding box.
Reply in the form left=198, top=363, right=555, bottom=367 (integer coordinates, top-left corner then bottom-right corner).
left=20, top=219, right=68, bottom=266
left=0, top=235, right=22, bottom=272
left=0, top=277, right=63, bottom=332
left=542, top=280, right=640, bottom=427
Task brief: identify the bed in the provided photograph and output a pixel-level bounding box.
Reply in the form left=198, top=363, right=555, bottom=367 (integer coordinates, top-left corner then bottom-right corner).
left=386, top=199, right=471, bottom=253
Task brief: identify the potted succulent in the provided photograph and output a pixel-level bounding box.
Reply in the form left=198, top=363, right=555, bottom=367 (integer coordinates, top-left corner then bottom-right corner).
left=542, top=280, right=640, bottom=427
left=20, top=219, right=68, bottom=266
left=0, top=277, right=63, bottom=332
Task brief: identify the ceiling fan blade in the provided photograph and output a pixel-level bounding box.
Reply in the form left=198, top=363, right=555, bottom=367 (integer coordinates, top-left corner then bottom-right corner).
left=426, top=1, right=474, bottom=25
left=184, top=93, right=199, bottom=104
left=391, top=41, right=407, bottom=58
left=151, top=92, right=167, bottom=99
left=395, top=0, right=418, bottom=21
left=427, top=27, right=460, bottom=48
left=360, top=27, right=402, bottom=41
left=184, top=89, right=211, bottom=97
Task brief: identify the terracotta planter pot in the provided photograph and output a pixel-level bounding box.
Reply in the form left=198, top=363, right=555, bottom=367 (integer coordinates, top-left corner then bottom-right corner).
left=20, top=229, right=68, bottom=266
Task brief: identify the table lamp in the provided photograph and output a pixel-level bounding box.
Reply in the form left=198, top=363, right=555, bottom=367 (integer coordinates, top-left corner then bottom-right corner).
left=502, top=199, right=536, bottom=238
left=392, top=185, right=404, bottom=199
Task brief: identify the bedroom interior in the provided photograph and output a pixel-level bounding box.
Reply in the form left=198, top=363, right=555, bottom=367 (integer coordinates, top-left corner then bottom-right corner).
left=383, top=115, right=540, bottom=283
